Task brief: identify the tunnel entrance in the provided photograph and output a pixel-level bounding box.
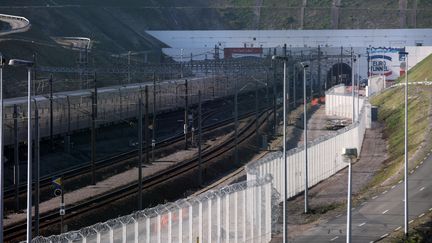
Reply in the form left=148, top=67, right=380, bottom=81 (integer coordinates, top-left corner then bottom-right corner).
left=326, top=63, right=352, bottom=88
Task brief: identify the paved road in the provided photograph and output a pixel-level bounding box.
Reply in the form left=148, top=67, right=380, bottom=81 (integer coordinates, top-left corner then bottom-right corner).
left=0, top=14, right=30, bottom=36
left=293, top=149, right=432, bottom=242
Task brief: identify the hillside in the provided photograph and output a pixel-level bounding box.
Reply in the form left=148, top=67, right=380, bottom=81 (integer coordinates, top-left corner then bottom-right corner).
left=0, top=0, right=432, bottom=96
left=397, top=53, right=432, bottom=83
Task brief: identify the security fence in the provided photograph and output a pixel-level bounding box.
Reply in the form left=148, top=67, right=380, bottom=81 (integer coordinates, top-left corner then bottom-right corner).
left=246, top=85, right=371, bottom=201
left=32, top=176, right=277, bottom=243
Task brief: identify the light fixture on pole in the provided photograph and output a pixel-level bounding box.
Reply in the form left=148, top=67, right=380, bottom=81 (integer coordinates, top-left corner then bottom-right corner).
left=300, top=61, right=309, bottom=214
left=272, top=55, right=288, bottom=243
left=399, top=51, right=409, bottom=237
left=9, top=58, right=35, bottom=243
left=342, top=147, right=358, bottom=243
left=0, top=53, right=5, bottom=243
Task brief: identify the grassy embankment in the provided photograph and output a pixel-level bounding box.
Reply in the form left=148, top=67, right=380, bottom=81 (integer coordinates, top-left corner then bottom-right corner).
left=370, top=54, right=432, bottom=242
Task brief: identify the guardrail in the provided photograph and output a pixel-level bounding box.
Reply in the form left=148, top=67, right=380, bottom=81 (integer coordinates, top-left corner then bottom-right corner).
left=0, top=13, right=31, bottom=36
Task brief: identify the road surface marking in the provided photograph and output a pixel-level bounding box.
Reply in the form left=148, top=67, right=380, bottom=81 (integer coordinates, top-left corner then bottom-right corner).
left=352, top=207, right=356, bottom=210
left=372, top=196, right=378, bottom=199
left=409, top=220, right=414, bottom=224
left=391, top=185, right=396, bottom=189
left=416, top=165, right=419, bottom=169
left=380, top=233, right=389, bottom=238
left=419, top=213, right=425, bottom=218
left=394, top=226, right=402, bottom=231
left=410, top=170, right=414, bottom=174
left=361, top=201, right=367, bottom=206
left=382, top=190, right=388, bottom=194
left=358, top=222, right=366, bottom=227
left=330, top=236, right=339, bottom=241
left=420, top=161, right=424, bottom=165
left=420, top=187, right=425, bottom=191
left=429, top=208, right=432, bottom=211
left=336, top=214, right=342, bottom=218
left=382, top=209, right=389, bottom=214
left=369, top=241, right=375, bottom=243
left=428, top=152, right=431, bottom=156
left=398, top=180, right=403, bottom=184
left=424, top=156, right=428, bottom=161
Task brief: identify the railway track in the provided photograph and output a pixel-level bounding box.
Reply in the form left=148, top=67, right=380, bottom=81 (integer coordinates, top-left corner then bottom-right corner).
left=4, top=105, right=273, bottom=242
left=3, top=104, right=250, bottom=204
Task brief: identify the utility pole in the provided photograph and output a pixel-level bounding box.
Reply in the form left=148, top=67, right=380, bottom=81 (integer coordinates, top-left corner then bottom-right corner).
left=91, top=73, right=97, bottom=185
left=184, top=79, right=189, bottom=150
left=137, top=98, right=143, bottom=210
left=255, top=81, right=259, bottom=147
left=34, top=101, right=40, bottom=236
left=152, top=73, right=156, bottom=162
left=145, top=86, right=150, bottom=165
left=272, top=63, right=277, bottom=135
left=294, top=62, right=297, bottom=107
left=234, top=74, right=239, bottom=164
left=301, top=62, right=310, bottom=214
left=49, top=74, right=54, bottom=151
left=128, top=51, right=131, bottom=84
left=198, top=91, right=202, bottom=186
left=65, top=96, right=71, bottom=153
left=317, top=46, right=322, bottom=94
left=13, top=105, right=19, bottom=212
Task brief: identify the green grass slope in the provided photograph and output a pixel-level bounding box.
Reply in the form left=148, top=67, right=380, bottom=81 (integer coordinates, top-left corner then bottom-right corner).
left=397, top=54, right=432, bottom=83
left=373, top=55, right=432, bottom=243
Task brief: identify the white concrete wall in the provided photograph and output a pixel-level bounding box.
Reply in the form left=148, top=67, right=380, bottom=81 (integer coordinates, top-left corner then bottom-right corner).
left=247, top=90, right=370, bottom=202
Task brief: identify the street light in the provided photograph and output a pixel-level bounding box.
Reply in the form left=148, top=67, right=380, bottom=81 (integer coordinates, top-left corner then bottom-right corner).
left=0, top=53, right=5, bottom=243
left=399, top=51, right=409, bottom=237
left=272, top=55, right=288, bottom=243
left=300, top=61, right=309, bottom=214
left=351, top=53, right=356, bottom=122
left=8, top=58, right=35, bottom=243
left=342, top=147, right=358, bottom=243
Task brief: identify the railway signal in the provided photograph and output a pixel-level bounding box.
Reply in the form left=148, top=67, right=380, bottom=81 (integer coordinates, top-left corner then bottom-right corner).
left=52, top=176, right=66, bottom=233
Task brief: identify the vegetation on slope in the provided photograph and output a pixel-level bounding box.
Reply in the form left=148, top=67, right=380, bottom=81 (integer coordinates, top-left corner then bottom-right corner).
left=370, top=55, right=432, bottom=242
left=397, top=54, right=432, bottom=83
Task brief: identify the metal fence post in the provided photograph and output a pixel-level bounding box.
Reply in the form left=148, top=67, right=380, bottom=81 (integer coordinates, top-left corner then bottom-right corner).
left=188, top=204, right=193, bottom=243
left=225, top=193, right=230, bottom=243
left=208, top=197, right=212, bottom=242
left=146, top=217, right=151, bottom=243
left=157, top=214, right=162, bottom=243
left=198, top=201, right=203, bottom=243
left=242, top=189, right=246, bottom=242
left=134, top=218, right=139, bottom=243
left=234, top=190, right=238, bottom=243
left=168, top=211, right=172, bottom=243
left=217, top=194, right=221, bottom=242
left=122, top=222, right=127, bottom=243
left=178, top=207, right=183, bottom=243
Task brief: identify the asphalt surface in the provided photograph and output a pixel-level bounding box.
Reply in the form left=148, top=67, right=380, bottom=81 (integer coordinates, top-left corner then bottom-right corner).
left=292, top=149, right=432, bottom=242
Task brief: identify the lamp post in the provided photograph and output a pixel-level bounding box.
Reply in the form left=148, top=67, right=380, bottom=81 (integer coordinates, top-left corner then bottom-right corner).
left=0, top=53, right=5, bottom=243
left=351, top=53, right=356, bottom=122
left=272, top=55, right=288, bottom=243
left=9, top=58, right=35, bottom=243
left=399, top=51, right=409, bottom=237
left=300, top=62, right=309, bottom=214
left=357, top=54, right=361, bottom=119
left=342, top=147, right=358, bottom=243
